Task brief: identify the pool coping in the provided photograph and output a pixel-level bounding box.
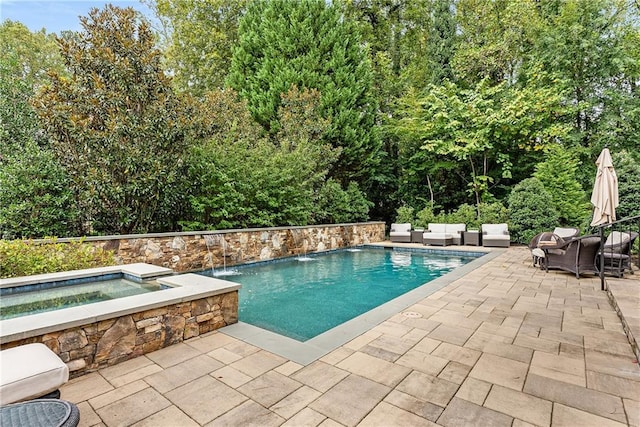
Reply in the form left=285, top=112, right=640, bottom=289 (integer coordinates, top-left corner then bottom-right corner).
left=0, top=263, right=174, bottom=288
left=0, top=268, right=241, bottom=343
left=221, top=246, right=504, bottom=364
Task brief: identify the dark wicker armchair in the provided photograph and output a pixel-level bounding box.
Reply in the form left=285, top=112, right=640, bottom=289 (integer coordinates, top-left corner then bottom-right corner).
left=599, top=231, right=638, bottom=278
left=543, top=235, right=601, bottom=279
left=529, top=227, right=580, bottom=267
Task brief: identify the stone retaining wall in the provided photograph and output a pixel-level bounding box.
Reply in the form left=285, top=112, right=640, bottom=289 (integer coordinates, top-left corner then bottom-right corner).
left=77, top=222, right=385, bottom=272
left=1, top=291, right=238, bottom=378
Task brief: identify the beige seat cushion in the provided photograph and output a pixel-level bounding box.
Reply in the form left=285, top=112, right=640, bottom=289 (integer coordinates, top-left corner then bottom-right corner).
left=0, top=343, right=69, bottom=405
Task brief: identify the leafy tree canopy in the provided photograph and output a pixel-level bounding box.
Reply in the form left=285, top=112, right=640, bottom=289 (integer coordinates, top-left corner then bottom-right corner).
left=151, top=0, right=247, bottom=94
left=33, top=5, right=188, bottom=235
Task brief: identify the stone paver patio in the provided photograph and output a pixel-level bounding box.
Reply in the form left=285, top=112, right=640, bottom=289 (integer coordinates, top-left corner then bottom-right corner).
left=61, top=246, right=640, bottom=426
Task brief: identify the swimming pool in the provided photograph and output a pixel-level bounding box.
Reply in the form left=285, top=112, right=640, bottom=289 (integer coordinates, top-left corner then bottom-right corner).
left=202, top=247, right=481, bottom=341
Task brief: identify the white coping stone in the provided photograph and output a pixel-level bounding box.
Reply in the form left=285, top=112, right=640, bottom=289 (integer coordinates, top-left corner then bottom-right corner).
left=0, top=263, right=173, bottom=289
left=0, top=272, right=241, bottom=344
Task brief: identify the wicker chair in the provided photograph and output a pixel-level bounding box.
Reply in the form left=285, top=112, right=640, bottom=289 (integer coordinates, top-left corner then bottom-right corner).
left=389, top=223, right=412, bottom=243
left=481, top=223, right=510, bottom=248
left=598, top=231, right=638, bottom=278
left=543, top=235, right=601, bottom=279
left=529, top=227, right=580, bottom=267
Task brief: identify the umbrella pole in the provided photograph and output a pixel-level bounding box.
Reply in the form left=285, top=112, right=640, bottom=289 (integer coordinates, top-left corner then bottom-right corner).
left=599, top=227, right=606, bottom=291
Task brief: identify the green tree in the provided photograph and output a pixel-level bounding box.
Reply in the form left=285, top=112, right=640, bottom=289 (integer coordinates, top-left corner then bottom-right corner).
left=0, top=21, right=64, bottom=155
left=454, top=0, right=541, bottom=85
left=392, top=77, right=571, bottom=209
left=611, top=151, right=640, bottom=221
left=0, top=141, right=79, bottom=239
left=534, top=144, right=590, bottom=226
left=184, top=86, right=340, bottom=229
left=33, top=5, right=188, bottom=234
left=150, top=0, right=246, bottom=94
left=0, top=21, right=79, bottom=238
left=314, top=179, right=371, bottom=224
left=227, top=0, right=382, bottom=188
left=528, top=0, right=639, bottom=151
left=508, top=177, right=559, bottom=244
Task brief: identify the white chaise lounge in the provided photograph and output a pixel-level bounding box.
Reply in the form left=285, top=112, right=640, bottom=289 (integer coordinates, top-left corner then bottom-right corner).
left=482, top=223, right=510, bottom=247
left=390, top=223, right=412, bottom=243
left=0, top=343, right=69, bottom=405
left=423, top=223, right=466, bottom=246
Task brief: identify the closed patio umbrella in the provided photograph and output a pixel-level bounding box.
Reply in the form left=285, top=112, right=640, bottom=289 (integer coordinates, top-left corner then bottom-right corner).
left=590, top=147, right=618, bottom=226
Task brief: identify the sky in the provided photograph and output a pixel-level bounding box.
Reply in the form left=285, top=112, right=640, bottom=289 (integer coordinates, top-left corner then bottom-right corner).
left=0, top=0, right=155, bottom=34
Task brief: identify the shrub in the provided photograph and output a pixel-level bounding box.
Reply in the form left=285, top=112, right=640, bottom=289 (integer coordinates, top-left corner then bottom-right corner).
left=0, top=142, right=80, bottom=239
left=477, top=202, right=509, bottom=226
left=314, top=180, right=372, bottom=224
left=0, top=238, right=115, bottom=279
left=415, top=207, right=437, bottom=228
left=507, top=178, right=559, bottom=244
left=612, top=150, right=640, bottom=221
left=448, top=204, right=478, bottom=228
left=534, top=144, right=590, bottom=226
left=394, top=206, right=415, bottom=224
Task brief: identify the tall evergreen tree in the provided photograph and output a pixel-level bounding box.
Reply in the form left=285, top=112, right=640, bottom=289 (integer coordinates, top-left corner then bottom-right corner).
left=422, top=0, right=457, bottom=85
left=227, top=0, right=382, bottom=188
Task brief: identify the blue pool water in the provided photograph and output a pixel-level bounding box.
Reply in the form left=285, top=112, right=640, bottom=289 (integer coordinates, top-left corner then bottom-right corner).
left=0, top=275, right=165, bottom=320
left=203, top=248, right=480, bottom=341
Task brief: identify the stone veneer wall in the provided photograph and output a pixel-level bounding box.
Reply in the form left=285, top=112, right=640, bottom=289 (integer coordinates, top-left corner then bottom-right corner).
left=1, top=292, right=238, bottom=378
left=75, top=222, right=385, bottom=273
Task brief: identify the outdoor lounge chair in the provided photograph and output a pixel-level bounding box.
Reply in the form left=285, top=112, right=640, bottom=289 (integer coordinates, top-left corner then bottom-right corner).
left=543, top=235, right=601, bottom=278
left=0, top=343, right=69, bottom=406
left=481, top=223, right=510, bottom=247
left=389, top=223, right=412, bottom=243
left=529, top=227, right=580, bottom=267
left=598, top=231, right=638, bottom=278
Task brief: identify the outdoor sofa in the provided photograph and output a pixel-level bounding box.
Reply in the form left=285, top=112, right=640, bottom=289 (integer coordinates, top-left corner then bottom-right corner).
left=423, top=223, right=466, bottom=246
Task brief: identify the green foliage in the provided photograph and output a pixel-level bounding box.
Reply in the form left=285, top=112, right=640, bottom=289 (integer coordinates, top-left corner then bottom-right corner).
left=612, top=151, right=640, bottom=220
left=314, top=180, right=372, bottom=224
left=0, top=22, right=77, bottom=239
left=477, top=202, right=509, bottom=227
left=394, top=206, right=415, bottom=224
left=454, top=0, right=541, bottom=85
left=228, top=0, right=382, bottom=187
left=0, top=142, right=80, bottom=239
left=507, top=178, right=560, bottom=244
left=534, top=144, right=590, bottom=226
left=152, top=0, right=246, bottom=94
left=415, top=207, right=437, bottom=229
left=447, top=204, right=478, bottom=228
left=34, top=5, right=189, bottom=234
left=0, top=20, right=64, bottom=155
left=528, top=0, right=639, bottom=151
left=184, top=86, right=345, bottom=229
left=392, top=76, right=571, bottom=207
left=0, top=238, right=115, bottom=279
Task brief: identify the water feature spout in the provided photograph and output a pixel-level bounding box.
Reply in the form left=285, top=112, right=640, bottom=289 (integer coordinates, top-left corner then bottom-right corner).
left=205, top=234, right=241, bottom=276
left=293, top=229, right=314, bottom=262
